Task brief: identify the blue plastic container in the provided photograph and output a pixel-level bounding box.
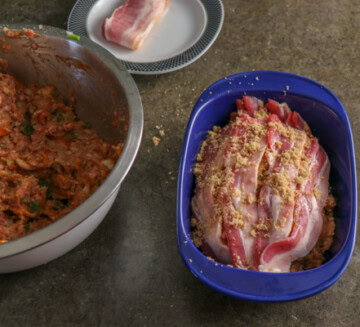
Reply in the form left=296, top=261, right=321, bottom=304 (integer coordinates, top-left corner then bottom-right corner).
left=176, top=71, right=357, bottom=301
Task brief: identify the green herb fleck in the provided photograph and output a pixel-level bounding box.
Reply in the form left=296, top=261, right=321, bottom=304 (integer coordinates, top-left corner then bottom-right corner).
left=21, top=196, right=29, bottom=203
left=70, top=132, right=78, bottom=140
left=39, top=180, right=50, bottom=188
left=51, top=109, right=64, bottom=122
left=82, top=122, right=92, bottom=129
left=24, top=111, right=32, bottom=121
left=53, top=199, right=68, bottom=210
left=67, top=33, right=80, bottom=41
left=21, top=123, right=34, bottom=136
left=56, top=112, right=64, bottom=122
left=24, top=223, right=31, bottom=233
left=39, top=180, right=53, bottom=199
left=29, top=201, right=41, bottom=213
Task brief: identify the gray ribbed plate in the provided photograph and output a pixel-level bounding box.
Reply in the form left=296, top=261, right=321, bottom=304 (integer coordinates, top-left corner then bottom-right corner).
left=67, top=0, right=224, bottom=75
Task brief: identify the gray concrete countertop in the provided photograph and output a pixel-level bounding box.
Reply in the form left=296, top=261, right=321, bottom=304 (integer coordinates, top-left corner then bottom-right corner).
left=0, top=0, right=359, bottom=326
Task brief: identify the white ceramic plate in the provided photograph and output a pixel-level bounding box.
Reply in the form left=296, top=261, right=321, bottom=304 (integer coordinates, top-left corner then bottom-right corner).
left=68, top=0, right=224, bottom=74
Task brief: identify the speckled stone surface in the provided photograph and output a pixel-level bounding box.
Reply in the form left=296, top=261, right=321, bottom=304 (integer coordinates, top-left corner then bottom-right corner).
left=0, top=0, right=359, bottom=326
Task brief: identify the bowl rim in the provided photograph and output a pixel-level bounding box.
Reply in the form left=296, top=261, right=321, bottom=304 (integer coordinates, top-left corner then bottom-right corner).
left=0, top=24, right=143, bottom=259
left=176, top=70, right=357, bottom=301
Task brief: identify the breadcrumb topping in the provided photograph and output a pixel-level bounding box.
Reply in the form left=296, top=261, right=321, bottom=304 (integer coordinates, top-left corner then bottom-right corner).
left=152, top=136, right=160, bottom=146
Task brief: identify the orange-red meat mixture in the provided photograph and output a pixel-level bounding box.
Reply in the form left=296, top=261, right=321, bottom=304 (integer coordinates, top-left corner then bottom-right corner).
left=0, top=73, right=122, bottom=243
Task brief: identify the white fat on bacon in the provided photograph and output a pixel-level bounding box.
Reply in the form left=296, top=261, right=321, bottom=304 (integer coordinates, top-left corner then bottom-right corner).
left=223, top=118, right=267, bottom=269
left=102, top=0, right=169, bottom=50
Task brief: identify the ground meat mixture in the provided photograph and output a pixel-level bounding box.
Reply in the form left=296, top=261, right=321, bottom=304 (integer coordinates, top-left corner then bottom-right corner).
left=0, top=73, right=122, bottom=242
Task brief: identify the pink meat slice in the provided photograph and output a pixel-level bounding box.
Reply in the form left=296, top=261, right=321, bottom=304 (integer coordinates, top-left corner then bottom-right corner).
left=258, top=195, right=310, bottom=272
left=219, top=113, right=267, bottom=268
left=242, top=96, right=263, bottom=117
left=102, top=0, right=169, bottom=50
left=287, top=111, right=311, bottom=135
left=191, top=123, right=234, bottom=264
left=254, top=114, right=307, bottom=267
left=258, top=138, right=330, bottom=272
left=265, top=99, right=291, bottom=122
left=192, top=102, right=267, bottom=268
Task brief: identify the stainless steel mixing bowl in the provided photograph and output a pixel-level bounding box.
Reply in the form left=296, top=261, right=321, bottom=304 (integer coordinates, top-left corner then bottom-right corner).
left=0, top=24, right=143, bottom=272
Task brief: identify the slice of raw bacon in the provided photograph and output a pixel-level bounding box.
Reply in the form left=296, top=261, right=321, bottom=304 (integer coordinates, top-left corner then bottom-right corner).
left=287, top=111, right=311, bottom=135
left=258, top=195, right=309, bottom=272
left=192, top=101, right=267, bottom=267
left=218, top=112, right=267, bottom=269
left=258, top=138, right=330, bottom=272
left=265, top=99, right=291, bottom=122
left=236, top=96, right=263, bottom=117
left=191, top=124, right=232, bottom=264
left=254, top=114, right=307, bottom=267
left=102, top=0, right=169, bottom=50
